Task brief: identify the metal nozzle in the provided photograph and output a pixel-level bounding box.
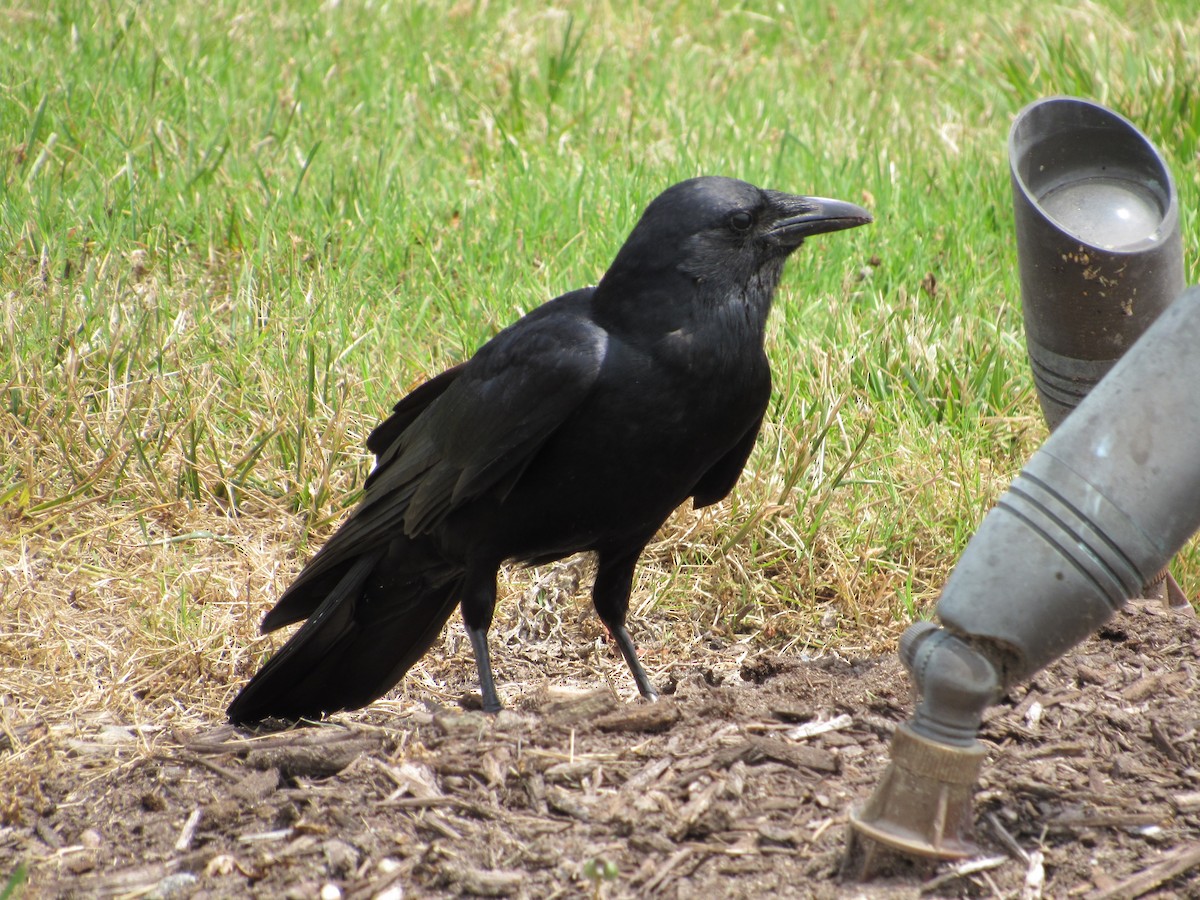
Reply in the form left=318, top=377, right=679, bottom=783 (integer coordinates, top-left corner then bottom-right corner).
left=900, top=622, right=1002, bottom=746
left=846, top=623, right=1000, bottom=868
left=845, top=721, right=987, bottom=875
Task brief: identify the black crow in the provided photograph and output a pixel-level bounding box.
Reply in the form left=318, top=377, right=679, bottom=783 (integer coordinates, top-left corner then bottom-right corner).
left=227, top=176, right=871, bottom=723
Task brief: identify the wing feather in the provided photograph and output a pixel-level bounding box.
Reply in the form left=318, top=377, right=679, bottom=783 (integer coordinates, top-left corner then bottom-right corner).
left=284, top=291, right=606, bottom=591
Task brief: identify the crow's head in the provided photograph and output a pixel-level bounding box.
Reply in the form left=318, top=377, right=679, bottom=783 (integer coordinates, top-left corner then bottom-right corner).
left=602, top=176, right=872, bottom=293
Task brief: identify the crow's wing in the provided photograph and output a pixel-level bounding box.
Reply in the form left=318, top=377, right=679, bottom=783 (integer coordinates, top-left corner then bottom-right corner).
left=364, top=362, right=468, bottom=459
left=282, top=299, right=607, bottom=593
left=368, top=309, right=608, bottom=534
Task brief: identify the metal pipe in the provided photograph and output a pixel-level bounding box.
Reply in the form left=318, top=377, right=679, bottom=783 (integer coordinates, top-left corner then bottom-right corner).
left=1011, top=96, right=1183, bottom=428
left=847, top=286, right=1200, bottom=872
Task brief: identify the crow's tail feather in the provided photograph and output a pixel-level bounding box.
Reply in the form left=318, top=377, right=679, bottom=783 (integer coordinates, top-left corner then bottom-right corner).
left=227, top=548, right=463, bottom=724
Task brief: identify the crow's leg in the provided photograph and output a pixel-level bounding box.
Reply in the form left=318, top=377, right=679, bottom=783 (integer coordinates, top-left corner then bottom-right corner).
left=460, top=565, right=502, bottom=712
left=593, top=545, right=659, bottom=701
left=466, top=626, right=501, bottom=713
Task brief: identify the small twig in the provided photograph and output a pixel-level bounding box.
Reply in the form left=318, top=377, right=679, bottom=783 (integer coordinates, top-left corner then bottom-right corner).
left=1021, top=850, right=1045, bottom=900
left=642, top=846, right=697, bottom=894
left=1086, top=841, right=1200, bottom=900
left=919, top=856, right=1009, bottom=894
left=784, top=713, right=853, bottom=741
left=1149, top=718, right=1181, bottom=763
left=378, top=795, right=494, bottom=818
left=170, top=752, right=243, bottom=782
left=238, top=827, right=294, bottom=843
left=419, top=811, right=465, bottom=841
left=808, top=817, right=836, bottom=844
left=986, top=812, right=1030, bottom=864
left=174, top=807, right=202, bottom=852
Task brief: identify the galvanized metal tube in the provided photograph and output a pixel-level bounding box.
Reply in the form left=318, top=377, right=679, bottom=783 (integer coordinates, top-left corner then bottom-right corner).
left=1010, top=96, right=1183, bottom=427
left=937, top=286, right=1200, bottom=684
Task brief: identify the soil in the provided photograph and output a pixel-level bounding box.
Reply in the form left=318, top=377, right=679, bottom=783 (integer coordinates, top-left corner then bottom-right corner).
left=5, top=597, right=1200, bottom=899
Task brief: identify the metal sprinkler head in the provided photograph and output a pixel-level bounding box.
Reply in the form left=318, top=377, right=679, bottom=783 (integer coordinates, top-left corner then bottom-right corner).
left=846, top=287, right=1200, bottom=878
left=844, top=623, right=996, bottom=873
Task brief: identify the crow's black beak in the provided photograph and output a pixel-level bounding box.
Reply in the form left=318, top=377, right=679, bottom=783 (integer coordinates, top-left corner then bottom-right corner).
left=766, top=193, right=873, bottom=245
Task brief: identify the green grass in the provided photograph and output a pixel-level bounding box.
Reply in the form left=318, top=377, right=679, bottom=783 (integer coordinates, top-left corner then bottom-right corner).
left=3, top=0, right=1200, bottom=726
left=1, top=862, right=28, bottom=900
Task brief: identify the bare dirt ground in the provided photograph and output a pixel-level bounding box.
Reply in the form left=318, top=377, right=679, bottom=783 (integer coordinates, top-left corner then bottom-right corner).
left=4, top=595, right=1199, bottom=899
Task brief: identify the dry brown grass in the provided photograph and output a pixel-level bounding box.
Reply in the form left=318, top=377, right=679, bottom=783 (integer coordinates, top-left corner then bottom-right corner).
left=0, top=332, right=1033, bottom=785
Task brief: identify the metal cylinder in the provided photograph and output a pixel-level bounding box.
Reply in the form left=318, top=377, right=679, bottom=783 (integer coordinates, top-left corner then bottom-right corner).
left=1010, top=96, right=1183, bottom=428
left=937, top=286, right=1200, bottom=684
left=848, top=289, right=1200, bottom=871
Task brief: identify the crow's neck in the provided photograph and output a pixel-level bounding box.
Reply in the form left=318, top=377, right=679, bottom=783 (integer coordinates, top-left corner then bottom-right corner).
left=594, top=259, right=783, bottom=350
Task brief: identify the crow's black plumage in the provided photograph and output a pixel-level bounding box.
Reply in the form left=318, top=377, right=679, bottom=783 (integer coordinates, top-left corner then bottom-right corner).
left=227, top=176, right=871, bottom=723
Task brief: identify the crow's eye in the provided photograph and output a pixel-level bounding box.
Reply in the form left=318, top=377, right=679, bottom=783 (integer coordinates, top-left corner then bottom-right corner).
left=728, top=211, right=754, bottom=233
